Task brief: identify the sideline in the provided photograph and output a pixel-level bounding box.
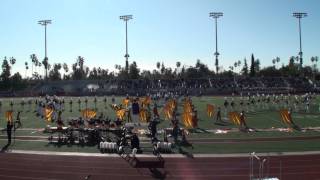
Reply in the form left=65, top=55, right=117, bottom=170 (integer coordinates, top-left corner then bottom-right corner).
left=6, top=149, right=320, bottom=158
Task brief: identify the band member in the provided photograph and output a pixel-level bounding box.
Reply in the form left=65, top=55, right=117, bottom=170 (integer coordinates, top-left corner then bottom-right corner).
left=239, top=97, right=244, bottom=111
left=69, top=98, right=73, bottom=112
left=239, top=110, right=248, bottom=129
left=111, top=95, right=115, bottom=104
left=126, top=107, right=132, bottom=123
left=131, top=133, right=140, bottom=150
left=94, top=96, right=98, bottom=110
left=7, top=119, right=13, bottom=144
left=216, top=107, right=222, bottom=123
left=103, top=96, right=107, bottom=109
left=224, top=97, right=229, bottom=117
left=61, top=99, right=65, bottom=111
left=84, top=98, right=88, bottom=109
left=148, top=118, right=159, bottom=139
left=10, top=100, right=14, bottom=111
left=14, top=111, right=22, bottom=130
left=78, top=98, right=81, bottom=112
left=153, top=102, right=159, bottom=118
left=115, top=117, right=122, bottom=127
left=132, top=99, right=140, bottom=115
left=230, top=98, right=235, bottom=111
left=56, top=111, right=64, bottom=129
left=286, top=107, right=292, bottom=122
left=172, top=121, right=179, bottom=143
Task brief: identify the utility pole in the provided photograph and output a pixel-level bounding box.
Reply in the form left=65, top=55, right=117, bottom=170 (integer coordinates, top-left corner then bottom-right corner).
left=38, top=20, right=52, bottom=80
left=293, top=12, right=307, bottom=69
left=210, top=12, right=223, bottom=74
left=120, top=15, right=133, bottom=74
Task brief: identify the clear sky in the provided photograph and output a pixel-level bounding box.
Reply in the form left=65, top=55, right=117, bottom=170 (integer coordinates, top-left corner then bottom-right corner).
left=0, top=0, right=319, bottom=77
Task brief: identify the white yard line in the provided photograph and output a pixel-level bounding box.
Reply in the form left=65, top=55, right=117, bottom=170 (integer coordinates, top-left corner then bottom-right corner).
left=7, top=149, right=320, bottom=158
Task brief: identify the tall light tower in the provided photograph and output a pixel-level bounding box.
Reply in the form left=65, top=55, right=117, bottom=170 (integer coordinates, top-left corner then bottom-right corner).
left=293, top=12, right=307, bottom=69
left=38, top=19, right=52, bottom=80
left=210, top=12, right=223, bottom=74
left=120, top=15, right=133, bottom=73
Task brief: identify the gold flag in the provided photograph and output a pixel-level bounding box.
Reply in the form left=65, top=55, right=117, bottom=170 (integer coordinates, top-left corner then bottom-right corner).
left=116, top=109, right=126, bottom=120
left=5, top=111, right=13, bottom=122
left=163, top=106, right=173, bottom=120
left=181, top=98, right=198, bottom=128
left=122, top=98, right=130, bottom=107
left=139, top=108, right=150, bottom=122
left=280, top=109, right=292, bottom=125
left=44, top=107, right=54, bottom=122
left=81, top=109, right=97, bottom=119
left=207, top=104, right=214, bottom=117
left=229, top=112, right=241, bottom=126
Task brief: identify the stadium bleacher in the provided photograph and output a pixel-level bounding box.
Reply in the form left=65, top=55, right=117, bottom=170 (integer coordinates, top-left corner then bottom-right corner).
left=6, top=76, right=311, bottom=97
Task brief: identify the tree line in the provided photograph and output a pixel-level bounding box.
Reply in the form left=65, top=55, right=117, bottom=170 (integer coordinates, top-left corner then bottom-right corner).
left=0, top=54, right=319, bottom=90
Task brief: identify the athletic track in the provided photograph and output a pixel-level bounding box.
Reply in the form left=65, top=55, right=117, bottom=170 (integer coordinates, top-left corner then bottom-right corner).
left=1, top=152, right=320, bottom=180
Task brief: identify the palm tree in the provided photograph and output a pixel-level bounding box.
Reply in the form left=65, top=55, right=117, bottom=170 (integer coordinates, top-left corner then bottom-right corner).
left=156, top=62, right=160, bottom=72
left=30, top=54, right=38, bottom=79
left=311, top=56, right=319, bottom=80
left=77, top=56, right=84, bottom=71
left=25, top=62, right=29, bottom=79
left=272, top=57, right=280, bottom=69
left=9, top=57, right=16, bottom=71
left=311, top=56, right=318, bottom=65
left=63, top=63, right=69, bottom=77
left=176, top=61, right=181, bottom=68
left=42, top=57, right=49, bottom=80
left=9, top=57, right=16, bottom=65
left=175, top=61, right=181, bottom=78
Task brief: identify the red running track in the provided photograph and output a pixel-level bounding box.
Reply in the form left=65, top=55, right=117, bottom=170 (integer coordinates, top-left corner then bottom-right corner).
left=1, top=153, right=320, bottom=180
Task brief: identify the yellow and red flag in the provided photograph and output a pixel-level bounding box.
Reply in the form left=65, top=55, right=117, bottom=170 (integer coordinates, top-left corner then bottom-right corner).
left=280, top=109, right=292, bottom=125
left=44, top=107, right=54, bottom=122
left=229, top=112, right=241, bottom=126
left=5, top=111, right=13, bottom=122
left=122, top=98, right=130, bottom=108
left=140, top=96, right=152, bottom=107
left=163, top=106, right=173, bottom=120
left=182, top=98, right=198, bottom=128
left=182, top=112, right=191, bottom=128
left=162, top=99, right=176, bottom=120
left=207, top=104, right=215, bottom=117
left=116, top=108, right=126, bottom=120
left=139, top=108, right=151, bottom=122
left=81, top=109, right=97, bottom=119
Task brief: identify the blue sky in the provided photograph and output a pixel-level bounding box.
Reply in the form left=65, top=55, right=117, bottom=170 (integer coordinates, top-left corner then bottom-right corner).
left=0, top=0, right=319, bottom=76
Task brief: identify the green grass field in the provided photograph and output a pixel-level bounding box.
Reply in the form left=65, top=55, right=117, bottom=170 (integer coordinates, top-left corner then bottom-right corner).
left=1, top=96, right=320, bottom=154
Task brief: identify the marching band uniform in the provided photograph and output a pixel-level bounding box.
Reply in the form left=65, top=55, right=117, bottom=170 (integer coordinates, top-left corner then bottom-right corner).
left=240, top=111, right=248, bottom=130
left=7, top=120, right=13, bottom=144
left=216, top=107, right=222, bottom=123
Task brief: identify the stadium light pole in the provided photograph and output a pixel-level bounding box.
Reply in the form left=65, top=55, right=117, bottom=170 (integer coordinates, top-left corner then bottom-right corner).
left=210, top=12, right=223, bottom=74
left=120, top=15, right=133, bottom=74
left=293, top=12, right=307, bottom=69
left=38, top=19, right=52, bottom=80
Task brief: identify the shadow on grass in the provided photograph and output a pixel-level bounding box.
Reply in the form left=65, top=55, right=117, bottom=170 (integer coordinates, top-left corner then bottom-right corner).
left=1, top=143, right=10, bottom=153
left=188, top=128, right=210, bottom=133
left=214, top=121, right=231, bottom=126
